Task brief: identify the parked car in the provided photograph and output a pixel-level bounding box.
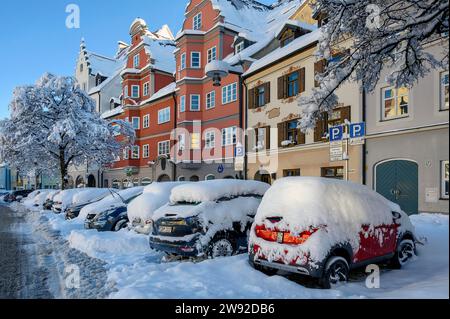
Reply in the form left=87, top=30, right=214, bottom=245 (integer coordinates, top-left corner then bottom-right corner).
left=248, top=177, right=417, bottom=289
left=128, top=182, right=186, bottom=235
left=0, top=191, right=12, bottom=201
left=43, top=190, right=61, bottom=210
left=65, top=188, right=111, bottom=220
left=149, top=180, right=270, bottom=258
left=51, top=189, right=87, bottom=214
left=82, top=187, right=144, bottom=232
left=3, top=189, right=34, bottom=203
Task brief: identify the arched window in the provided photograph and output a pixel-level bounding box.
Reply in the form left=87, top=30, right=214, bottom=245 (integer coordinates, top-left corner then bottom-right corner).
left=178, top=176, right=186, bottom=182
left=133, top=179, right=140, bottom=187
left=80, top=63, right=83, bottom=73
left=112, top=180, right=121, bottom=189
left=189, top=175, right=199, bottom=182
left=141, top=178, right=152, bottom=186
left=205, top=174, right=215, bottom=181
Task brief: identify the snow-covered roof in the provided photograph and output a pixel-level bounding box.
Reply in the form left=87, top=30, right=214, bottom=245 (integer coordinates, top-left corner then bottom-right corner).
left=85, top=51, right=122, bottom=77
left=170, top=180, right=270, bottom=203
left=243, top=28, right=321, bottom=76
left=142, top=36, right=176, bottom=74
left=149, top=82, right=176, bottom=102
left=101, top=106, right=124, bottom=119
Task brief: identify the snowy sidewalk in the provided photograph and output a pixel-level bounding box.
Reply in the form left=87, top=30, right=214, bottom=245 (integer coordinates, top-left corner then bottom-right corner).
left=12, top=202, right=450, bottom=299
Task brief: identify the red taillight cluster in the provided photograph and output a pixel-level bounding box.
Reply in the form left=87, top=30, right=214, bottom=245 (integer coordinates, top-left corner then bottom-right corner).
left=255, top=225, right=318, bottom=245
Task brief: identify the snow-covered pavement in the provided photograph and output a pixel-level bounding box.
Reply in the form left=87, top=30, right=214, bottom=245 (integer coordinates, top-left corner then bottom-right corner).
left=10, top=202, right=450, bottom=299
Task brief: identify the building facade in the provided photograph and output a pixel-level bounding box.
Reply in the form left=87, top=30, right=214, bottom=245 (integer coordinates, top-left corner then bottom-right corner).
left=364, top=38, right=449, bottom=214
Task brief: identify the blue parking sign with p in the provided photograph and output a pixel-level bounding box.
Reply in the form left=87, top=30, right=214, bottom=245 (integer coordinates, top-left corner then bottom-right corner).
left=350, top=123, right=365, bottom=138
left=329, top=125, right=344, bottom=142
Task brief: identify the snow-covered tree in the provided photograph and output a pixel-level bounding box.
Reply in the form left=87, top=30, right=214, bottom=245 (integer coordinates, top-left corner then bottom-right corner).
left=0, top=73, right=135, bottom=189
left=299, top=0, right=449, bottom=130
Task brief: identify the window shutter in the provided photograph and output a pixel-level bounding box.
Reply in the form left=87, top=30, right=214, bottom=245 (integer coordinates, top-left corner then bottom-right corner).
left=314, top=59, right=326, bottom=87
left=340, top=105, right=351, bottom=122
left=297, top=125, right=306, bottom=145
left=248, top=88, right=255, bottom=109
left=264, top=82, right=270, bottom=104
left=299, top=67, right=306, bottom=93
left=314, top=114, right=327, bottom=142
left=277, top=76, right=284, bottom=100
left=265, top=126, right=271, bottom=149
left=277, top=122, right=286, bottom=147
left=249, top=128, right=257, bottom=152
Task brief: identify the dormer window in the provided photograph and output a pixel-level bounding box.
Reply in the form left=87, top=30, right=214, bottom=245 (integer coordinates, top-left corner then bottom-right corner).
left=235, top=42, right=245, bottom=54
left=280, top=29, right=296, bottom=47
left=193, top=13, right=202, bottom=30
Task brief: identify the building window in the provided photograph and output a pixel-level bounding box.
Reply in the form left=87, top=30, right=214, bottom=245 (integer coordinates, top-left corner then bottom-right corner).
left=123, top=147, right=130, bottom=160
left=205, top=130, right=216, bottom=149
left=222, top=127, right=237, bottom=146
left=442, top=160, right=449, bottom=199
left=131, top=85, right=140, bottom=98
left=255, top=127, right=269, bottom=150
left=191, top=133, right=201, bottom=150
left=190, top=94, right=200, bottom=111
left=158, top=107, right=171, bottom=124
left=441, top=72, right=449, bottom=110
left=283, top=169, right=301, bottom=177
left=257, top=86, right=266, bottom=107
left=143, top=82, right=150, bottom=96
left=124, top=86, right=129, bottom=98
left=180, top=95, right=186, bottom=113
left=82, top=83, right=87, bottom=91
left=158, top=141, right=170, bottom=156
left=287, top=72, right=299, bottom=97
left=193, top=12, right=202, bottom=30
left=143, top=115, right=150, bottom=128
left=178, top=176, right=186, bottom=182
left=321, top=167, right=344, bottom=180
left=142, top=178, right=152, bottom=186
left=206, top=91, right=215, bottom=109
left=286, top=120, right=299, bottom=144
left=143, top=145, right=149, bottom=158
left=222, top=83, right=238, bottom=104
left=191, top=52, right=201, bottom=68
left=382, top=87, right=409, bottom=120
left=132, top=146, right=140, bottom=159
left=80, top=64, right=84, bottom=73
left=207, top=47, right=217, bottom=63
left=235, top=42, right=244, bottom=54
left=205, top=174, right=215, bottom=181
left=133, top=54, right=140, bottom=68
left=178, top=134, right=186, bottom=151
left=180, top=53, right=186, bottom=70
left=132, top=117, right=140, bottom=129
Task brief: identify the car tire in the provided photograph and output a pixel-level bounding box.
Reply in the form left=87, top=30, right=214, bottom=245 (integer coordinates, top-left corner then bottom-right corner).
left=207, top=234, right=236, bottom=259
left=389, top=239, right=416, bottom=269
left=114, top=219, right=128, bottom=232
left=319, top=256, right=350, bottom=289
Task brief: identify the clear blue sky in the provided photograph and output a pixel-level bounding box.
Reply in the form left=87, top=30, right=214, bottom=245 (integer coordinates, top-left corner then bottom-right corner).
left=0, top=0, right=274, bottom=119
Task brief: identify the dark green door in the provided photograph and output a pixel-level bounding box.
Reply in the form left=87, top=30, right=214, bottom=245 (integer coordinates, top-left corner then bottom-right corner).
left=376, top=160, right=418, bottom=215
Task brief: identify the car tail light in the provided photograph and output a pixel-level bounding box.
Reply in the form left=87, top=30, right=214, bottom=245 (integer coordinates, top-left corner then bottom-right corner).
left=180, top=246, right=195, bottom=253
left=255, top=225, right=320, bottom=245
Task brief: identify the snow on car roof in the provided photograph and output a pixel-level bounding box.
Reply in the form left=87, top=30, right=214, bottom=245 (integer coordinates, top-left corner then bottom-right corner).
left=255, top=177, right=401, bottom=230
left=170, top=179, right=270, bottom=203
left=128, top=182, right=186, bottom=222
left=71, top=188, right=111, bottom=206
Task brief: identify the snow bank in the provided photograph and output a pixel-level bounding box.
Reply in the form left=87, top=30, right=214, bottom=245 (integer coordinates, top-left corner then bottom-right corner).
left=78, top=187, right=144, bottom=220
left=71, top=188, right=111, bottom=206
left=251, top=177, right=414, bottom=262
left=127, top=182, right=185, bottom=223
left=170, top=180, right=270, bottom=204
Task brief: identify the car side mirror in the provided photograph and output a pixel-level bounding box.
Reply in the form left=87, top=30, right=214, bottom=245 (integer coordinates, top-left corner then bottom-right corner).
left=392, top=211, right=402, bottom=220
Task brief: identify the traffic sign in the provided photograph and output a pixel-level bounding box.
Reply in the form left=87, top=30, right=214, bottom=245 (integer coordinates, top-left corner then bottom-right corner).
left=349, top=122, right=366, bottom=145
left=329, top=125, right=344, bottom=142
left=330, top=141, right=344, bottom=162
left=235, top=145, right=245, bottom=158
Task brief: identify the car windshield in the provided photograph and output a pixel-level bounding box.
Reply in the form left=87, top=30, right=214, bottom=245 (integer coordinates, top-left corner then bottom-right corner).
left=171, top=201, right=201, bottom=206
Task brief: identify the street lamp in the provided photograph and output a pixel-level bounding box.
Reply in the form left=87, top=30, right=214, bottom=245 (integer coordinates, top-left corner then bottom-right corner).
left=205, top=60, right=230, bottom=87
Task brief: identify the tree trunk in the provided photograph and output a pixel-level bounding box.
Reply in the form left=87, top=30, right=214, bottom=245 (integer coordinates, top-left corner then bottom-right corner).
left=59, top=149, right=67, bottom=190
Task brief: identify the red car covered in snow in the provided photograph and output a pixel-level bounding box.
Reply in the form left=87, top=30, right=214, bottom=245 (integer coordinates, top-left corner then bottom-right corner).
left=248, top=177, right=417, bottom=288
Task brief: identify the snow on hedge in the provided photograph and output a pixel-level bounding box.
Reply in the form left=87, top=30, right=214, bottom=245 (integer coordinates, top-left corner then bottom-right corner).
left=251, top=177, right=415, bottom=264
left=71, top=188, right=111, bottom=206
left=170, top=180, right=270, bottom=204
left=78, top=187, right=144, bottom=220
left=127, top=182, right=186, bottom=223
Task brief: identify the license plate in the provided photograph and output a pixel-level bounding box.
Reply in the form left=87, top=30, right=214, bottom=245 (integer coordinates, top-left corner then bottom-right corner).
left=277, top=232, right=284, bottom=243
left=159, top=226, right=173, bottom=233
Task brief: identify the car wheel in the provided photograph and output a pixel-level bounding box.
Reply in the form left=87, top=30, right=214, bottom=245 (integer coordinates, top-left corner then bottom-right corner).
left=208, top=235, right=236, bottom=258
left=319, top=256, right=349, bottom=289
left=114, top=219, right=128, bottom=232
left=390, top=239, right=416, bottom=269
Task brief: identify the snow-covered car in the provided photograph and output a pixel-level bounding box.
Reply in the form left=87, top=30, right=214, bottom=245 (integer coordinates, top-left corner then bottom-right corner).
left=149, top=180, right=270, bottom=258
left=248, top=177, right=417, bottom=289
left=31, top=190, right=54, bottom=207
left=43, top=190, right=61, bottom=210
left=3, top=189, right=34, bottom=203
left=51, top=188, right=88, bottom=214
left=128, top=182, right=187, bottom=235
left=22, top=189, right=47, bottom=206
left=65, top=188, right=111, bottom=220
left=82, top=187, right=144, bottom=232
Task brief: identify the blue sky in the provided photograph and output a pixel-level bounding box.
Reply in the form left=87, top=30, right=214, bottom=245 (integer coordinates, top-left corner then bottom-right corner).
left=0, top=0, right=274, bottom=119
